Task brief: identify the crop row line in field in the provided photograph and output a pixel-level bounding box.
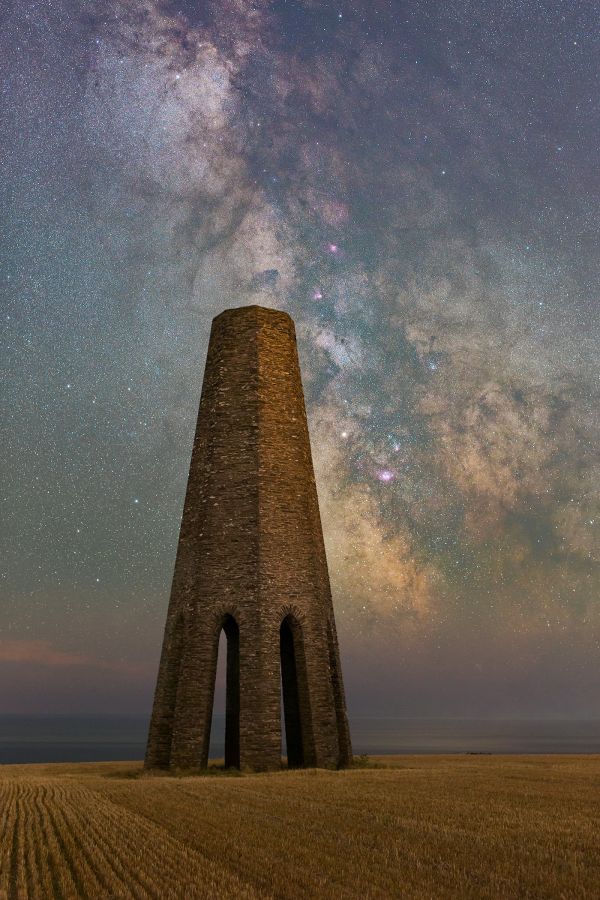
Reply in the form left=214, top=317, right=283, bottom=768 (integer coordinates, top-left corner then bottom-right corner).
left=0, top=787, right=16, bottom=898
left=68, top=783, right=195, bottom=899
left=82, top=785, right=261, bottom=899
left=1, top=777, right=265, bottom=900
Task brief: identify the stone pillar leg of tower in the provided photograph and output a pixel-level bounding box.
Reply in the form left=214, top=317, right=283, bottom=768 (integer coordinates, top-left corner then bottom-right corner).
left=145, top=305, right=352, bottom=771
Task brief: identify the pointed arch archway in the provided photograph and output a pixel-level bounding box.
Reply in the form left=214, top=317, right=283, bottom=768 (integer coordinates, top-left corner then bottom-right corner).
left=209, top=613, right=240, bottom=768
left=280, top=614, right=315, bottom=767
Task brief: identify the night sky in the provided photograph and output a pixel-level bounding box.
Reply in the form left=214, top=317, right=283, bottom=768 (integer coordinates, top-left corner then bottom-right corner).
left=2, top=0, right=599, bottom=719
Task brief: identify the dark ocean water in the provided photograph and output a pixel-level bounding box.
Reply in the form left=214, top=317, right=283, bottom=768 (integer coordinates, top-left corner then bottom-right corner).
left=2, top=716, right=600, bottom=764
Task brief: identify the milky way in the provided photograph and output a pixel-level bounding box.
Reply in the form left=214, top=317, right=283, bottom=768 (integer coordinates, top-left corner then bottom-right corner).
left=2, top=0, right=599, bottom=716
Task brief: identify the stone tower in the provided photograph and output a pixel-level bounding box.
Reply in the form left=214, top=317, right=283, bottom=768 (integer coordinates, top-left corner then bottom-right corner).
left=145, top=305, right=352, bottom=771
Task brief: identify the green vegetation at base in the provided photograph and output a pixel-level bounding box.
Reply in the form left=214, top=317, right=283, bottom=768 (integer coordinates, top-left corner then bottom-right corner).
left=2, top=755, right=600, bottom=898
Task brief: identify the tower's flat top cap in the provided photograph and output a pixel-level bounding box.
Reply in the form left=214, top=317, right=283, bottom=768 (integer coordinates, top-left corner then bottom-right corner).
left=212, top=305, right=295, bottom=328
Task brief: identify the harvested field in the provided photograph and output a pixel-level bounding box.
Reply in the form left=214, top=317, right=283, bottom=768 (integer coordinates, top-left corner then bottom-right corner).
left=1, top=755, right=600, bottom=898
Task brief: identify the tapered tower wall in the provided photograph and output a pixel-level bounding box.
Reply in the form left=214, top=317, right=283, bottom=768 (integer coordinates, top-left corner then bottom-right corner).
left=145, top=305, right=352, bottom=771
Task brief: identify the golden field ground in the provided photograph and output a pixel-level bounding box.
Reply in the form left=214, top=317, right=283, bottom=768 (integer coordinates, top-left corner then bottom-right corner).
left=1, top=756, right=600, bottom=899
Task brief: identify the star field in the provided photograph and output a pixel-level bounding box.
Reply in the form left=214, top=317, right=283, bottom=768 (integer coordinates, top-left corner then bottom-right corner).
left=1, top=0, right=599, bottom=716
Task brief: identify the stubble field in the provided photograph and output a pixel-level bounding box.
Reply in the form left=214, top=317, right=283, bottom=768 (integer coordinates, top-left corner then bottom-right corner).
left=1, top=755, right=599, bottom=899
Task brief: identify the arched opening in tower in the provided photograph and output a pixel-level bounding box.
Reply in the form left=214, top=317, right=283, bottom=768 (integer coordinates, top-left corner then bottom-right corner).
left=327, top=618, right=351, bottom=765
left=209, top=614, right=240, bottom=768
left=280, top=615, right=315, bottom=768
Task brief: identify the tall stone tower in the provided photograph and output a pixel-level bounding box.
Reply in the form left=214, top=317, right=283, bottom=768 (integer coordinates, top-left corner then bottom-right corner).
left=145, top=305, right=352, bottom=771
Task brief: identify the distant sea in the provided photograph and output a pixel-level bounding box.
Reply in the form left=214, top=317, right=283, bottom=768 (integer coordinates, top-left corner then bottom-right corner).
left=2, top=716, right=600, bottom=764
